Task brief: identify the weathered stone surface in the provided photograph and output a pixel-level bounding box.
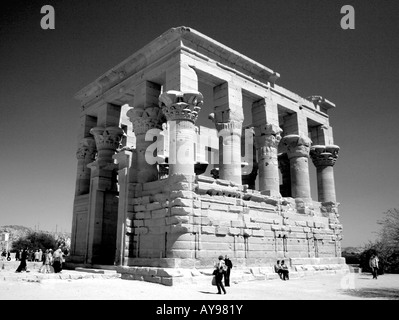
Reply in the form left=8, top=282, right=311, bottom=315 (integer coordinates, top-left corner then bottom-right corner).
left=70, top=27, right=342, bottom=273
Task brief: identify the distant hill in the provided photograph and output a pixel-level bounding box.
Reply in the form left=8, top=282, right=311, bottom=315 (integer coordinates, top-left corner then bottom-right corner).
left=342, top=246, right=364, bottom=255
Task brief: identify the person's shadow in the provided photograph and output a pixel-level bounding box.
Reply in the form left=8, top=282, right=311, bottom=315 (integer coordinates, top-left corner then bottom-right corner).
left=199, top=290, right=219, bottom=295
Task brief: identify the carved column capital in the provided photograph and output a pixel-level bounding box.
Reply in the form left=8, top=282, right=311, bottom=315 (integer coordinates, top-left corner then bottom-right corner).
left=159, top=90, right=203, bottom=123
left=255, top=123, right=282, bottom=152
left=310, top=145, right=340, bottom=167
left=126, top=106, right=164, bottom=136
left=282, top=134, right=312, bottom=159
left=213, top=120, right=243, bottom=136
left=90, top=126, right=125, bottom=151
left=76, top=137, right=97, bottom=160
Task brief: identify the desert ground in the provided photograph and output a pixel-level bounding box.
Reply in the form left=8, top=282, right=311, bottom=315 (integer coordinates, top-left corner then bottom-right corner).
left=1, top=261, right=398, bottom=301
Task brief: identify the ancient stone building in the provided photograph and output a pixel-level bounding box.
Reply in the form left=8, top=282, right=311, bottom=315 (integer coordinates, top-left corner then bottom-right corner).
left=68, top=27, right=346, bottom=283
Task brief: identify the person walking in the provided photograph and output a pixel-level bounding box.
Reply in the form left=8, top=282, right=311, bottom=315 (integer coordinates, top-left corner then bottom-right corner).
left=224, top=255, right=233, bottom=286
left=15, top=248, right=28, bottom=273
left=40, top=249, right=54, bottom=273
left=369, top=254, right=379, bottom=279
left=15, top=249, right=20, bottom=261
left=213, top=255, right=227, bottom=294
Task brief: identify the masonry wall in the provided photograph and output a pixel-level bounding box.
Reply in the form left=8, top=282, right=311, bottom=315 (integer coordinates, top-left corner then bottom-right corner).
left=124, top=174, right=343, bottom=268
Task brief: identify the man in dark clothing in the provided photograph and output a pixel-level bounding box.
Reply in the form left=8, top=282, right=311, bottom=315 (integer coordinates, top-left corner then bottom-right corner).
left=224, top=255, right=233, bottom=286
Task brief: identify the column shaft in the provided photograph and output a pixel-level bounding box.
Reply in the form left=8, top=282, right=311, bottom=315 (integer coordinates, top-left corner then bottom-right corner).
left=216, top=121, right=242, bottom=184
left=159, top=90, right=203, bottom=177
left=256, top=124, right=282, bottom=195
left=282, top=134, right=312, bottom=199
left=310, top=145, right=339, bottom=202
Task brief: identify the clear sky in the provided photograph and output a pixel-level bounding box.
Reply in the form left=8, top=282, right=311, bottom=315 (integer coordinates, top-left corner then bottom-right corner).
left=1, top=0, right=398, bottom=247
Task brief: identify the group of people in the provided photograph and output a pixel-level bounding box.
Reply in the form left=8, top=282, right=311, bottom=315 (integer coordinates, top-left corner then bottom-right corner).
left=212, top=255, right=291, bottom=294
left=1, top=250, right=11, bottom=261
left=274, top=260, right=290, bottom=280
left=213, top=255, right=233, bottom=295
left=15, top=247, right=64, bottom=274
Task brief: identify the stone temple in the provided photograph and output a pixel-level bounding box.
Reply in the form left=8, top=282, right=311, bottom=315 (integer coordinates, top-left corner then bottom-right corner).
left=67, top=27, right=348, bottom=284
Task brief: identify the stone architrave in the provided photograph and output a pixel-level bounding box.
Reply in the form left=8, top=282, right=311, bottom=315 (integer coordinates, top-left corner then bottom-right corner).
left=310, top=145, right=340, bottom=202
left=75, top=137, right=96, bottom=195
left=159, top=90, right=203, bottom=177
left=127, top=106, right=164, bottom=183
left=256, top=123, right=283, bottom=196
left=281, top=134, right=312, bottom=199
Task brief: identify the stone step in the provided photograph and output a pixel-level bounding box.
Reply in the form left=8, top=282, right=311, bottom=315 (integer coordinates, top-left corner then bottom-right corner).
left=75, top=267, right=118, bottom=274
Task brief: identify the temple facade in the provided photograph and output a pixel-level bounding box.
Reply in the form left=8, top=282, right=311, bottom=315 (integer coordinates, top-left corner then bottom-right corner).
left=68, top=27, right=345, bottom=277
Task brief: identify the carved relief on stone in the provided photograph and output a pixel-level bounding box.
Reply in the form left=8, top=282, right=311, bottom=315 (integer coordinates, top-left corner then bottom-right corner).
left=212, top=120, right=243, bottom=136
left=76, top=137, right=97, bottom=160
left=90, top=126, right=125, bottom=151
left=281, top=134, right=312, bottom=159
left=256, top=123, right=283, bottom=155
left=159, top=90, right=203, bottom=123
left=310, top=145, right=340, bottom=167
left=126, top=106, right=165, bottom=136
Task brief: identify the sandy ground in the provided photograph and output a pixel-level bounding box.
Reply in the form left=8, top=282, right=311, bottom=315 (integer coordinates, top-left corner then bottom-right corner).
left=1, top=271, right=398, bottom=301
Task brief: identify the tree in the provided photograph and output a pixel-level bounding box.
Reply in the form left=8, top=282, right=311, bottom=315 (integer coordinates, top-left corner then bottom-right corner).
left=359, top=208, right=399, bottom=274
left=11, top=231, right=57, bottom=252
left=377, top=208, right=399, bottom=250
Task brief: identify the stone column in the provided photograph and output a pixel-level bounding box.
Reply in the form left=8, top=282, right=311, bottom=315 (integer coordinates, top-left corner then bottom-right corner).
left=310, top=145, right=340, bottom=202
left=212, top=119, right=243, bottom=185
left=210, top=82, right=244, bottom=185
left=159, top=90, right=203, bottom=177
left=281, top=134, right=312, bottom=199
left=113, top=150, right=132, bottom=266
left=256, top=123, right=282, bottom=196
left=75, top=137, right=96, bottom=195
left=126, top=106, right=164, bottom=183
left=241, top=127, right=257, bottom=189
left=278, top=153, right=291, bottom=197
left=86, top=126, right=124, bottom=264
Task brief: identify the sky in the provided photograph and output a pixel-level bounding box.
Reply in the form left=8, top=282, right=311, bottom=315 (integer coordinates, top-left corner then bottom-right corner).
left=0, top=0, right=398, bottom=247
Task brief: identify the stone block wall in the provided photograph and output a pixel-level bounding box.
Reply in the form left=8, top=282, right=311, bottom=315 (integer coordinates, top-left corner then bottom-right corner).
left=124, top=174, right=343, bottom=268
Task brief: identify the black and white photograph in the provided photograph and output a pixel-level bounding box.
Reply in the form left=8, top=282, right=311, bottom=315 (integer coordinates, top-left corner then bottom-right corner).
left=1, top=0, right=398, bottom=310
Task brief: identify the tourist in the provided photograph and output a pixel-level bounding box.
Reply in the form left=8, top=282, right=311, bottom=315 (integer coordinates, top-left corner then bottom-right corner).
left=15, top=249, right=20, bottom=261
left=38, top=248, right=43, bottom=263
left=274, top=260, right=283, bottom=279
left=34, top=249, right=40, bottom=262
left=224, top=255, right=233, bottom=286
left=280, top=260, right=289, bottom=280
left=39, top=249, right=54, bottom=273
left=52, top=248, right=63, bottom=273
left=369, top=254, right=379, bottom=279
left=213, top=255, right=227, bottom=294
left=15, top=248, right=28, bottom=273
